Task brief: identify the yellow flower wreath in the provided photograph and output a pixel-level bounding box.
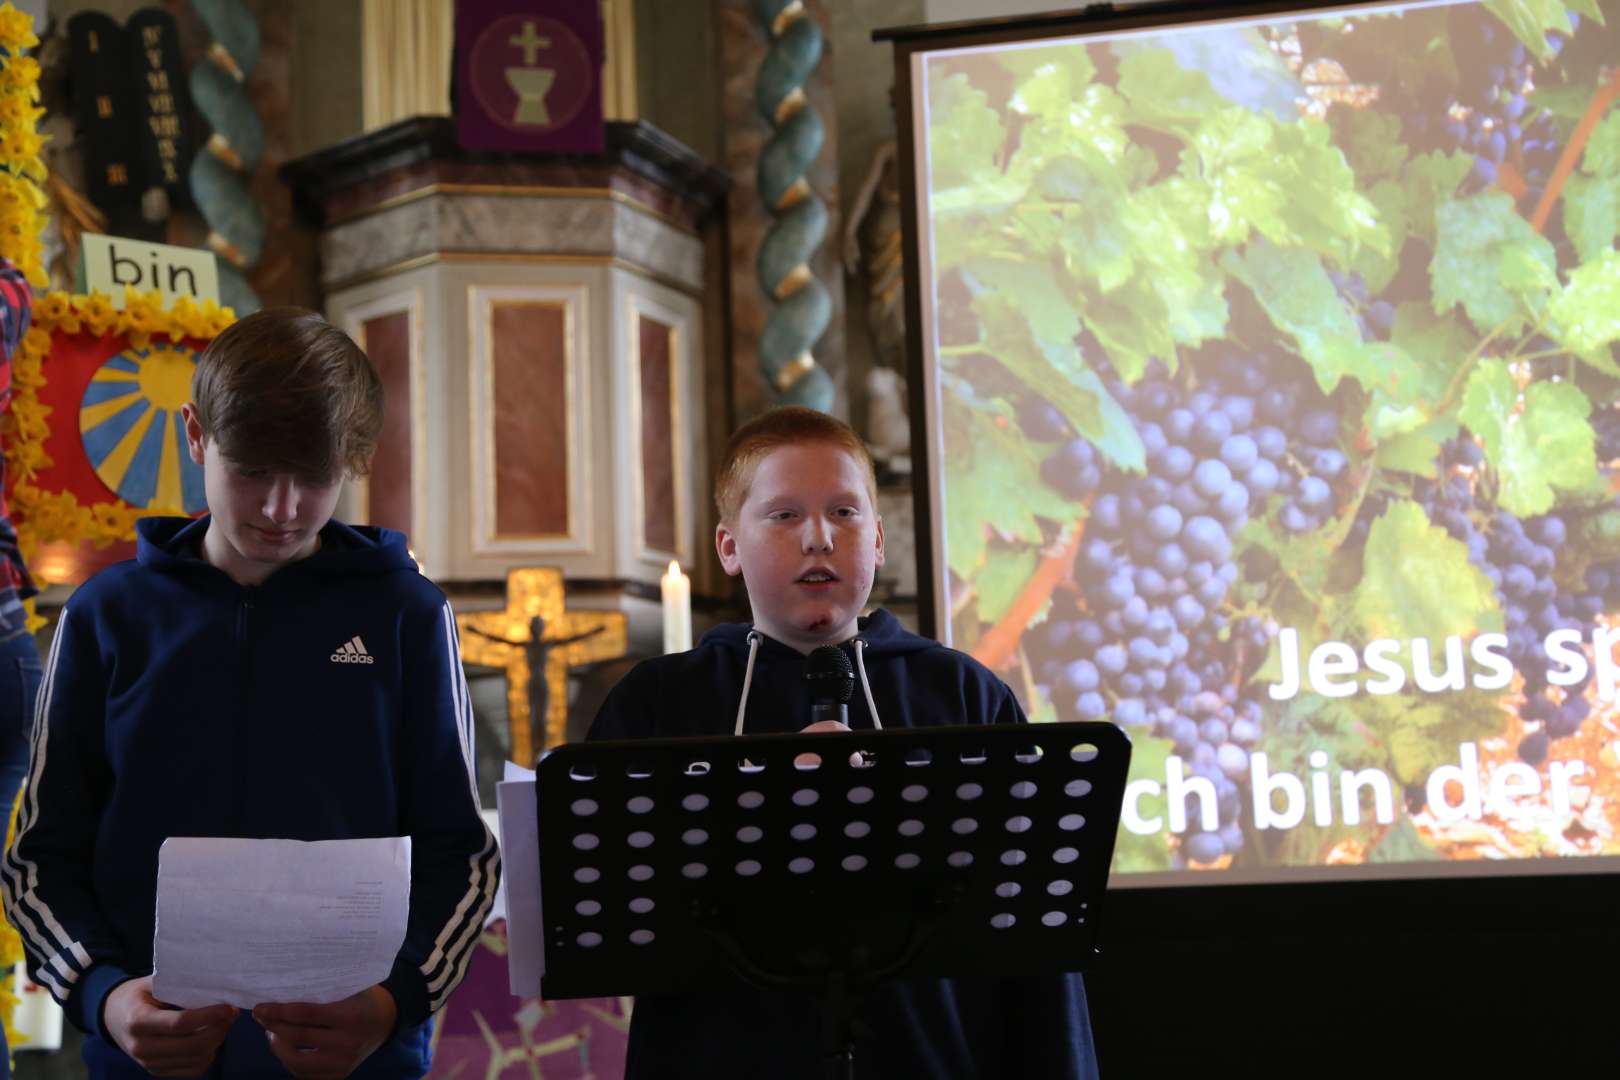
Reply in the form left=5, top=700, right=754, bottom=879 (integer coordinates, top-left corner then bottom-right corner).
left=0, top=2, right=45, bottom=1042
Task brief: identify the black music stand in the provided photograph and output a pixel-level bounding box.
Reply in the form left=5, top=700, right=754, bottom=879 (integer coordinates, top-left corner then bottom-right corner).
left=534, top=721, right=1130, bottom=1079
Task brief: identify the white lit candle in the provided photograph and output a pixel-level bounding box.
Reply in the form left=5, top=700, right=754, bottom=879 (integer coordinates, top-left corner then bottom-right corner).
left=661, top=560, right=692, bottom=654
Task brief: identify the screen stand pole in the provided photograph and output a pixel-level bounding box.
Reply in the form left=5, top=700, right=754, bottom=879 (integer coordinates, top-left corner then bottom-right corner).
left=820, top=972, right=855, bottom=1080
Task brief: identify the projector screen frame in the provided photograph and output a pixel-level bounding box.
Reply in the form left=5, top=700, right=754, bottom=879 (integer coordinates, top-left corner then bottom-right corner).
left=877, top=0, right=1620, bottom=892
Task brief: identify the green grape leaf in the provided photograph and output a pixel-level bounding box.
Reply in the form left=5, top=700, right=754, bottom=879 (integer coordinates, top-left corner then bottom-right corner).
left=941, top=397, right=1074, bottom=578
left=1530, top=82, right=1598, bottom=122
left=1009, top=80, right=1134, bottom=177
left=1484, top=0, right=1578, bottom=62
left=1546, top=249, right=1620, bottom=370
left=1389, top=302, right=1475, bottom=401
left=1275, top=121, right=1390, bottom=263
left=967, top=256, right=1080, bottom=350
left=1580, top=111, right=1620, bottom=179
left=1352, top=499, right=1502, bottom=642
left=1156, top=264, right=1230, bottom=348
left=1338, top=110, right=1409, bottom=186
left=1048, top=352, right=1148, bottom=473
left=1374, top=418, right=1462, bottom=476
left=1221, top=242, right=1368, bottom=391
left=1110, top=28, right=1302, bottom=121
left=1365, top=397, right=1430, bottom=440
left=1564, top=0, right=1606, bottom=24
left=995, top=42, right=1097, bottom=88
left=1402, top=151, right=1473, bottom=245
left=971, top=290, right=1147, bottom=473
left=1562, top=173, right=1620, bottom=266
left=1120, top=180, right=1230, bottom=350
left=1007, top=49, right=1096, bottom=122
left=1314, top=339, right=1411, bottom=400
left=1371, top=305, right=1469, bottom=472
left=1191, top=107, right=1288, bottom=246
left=1352, top=180, right=1409, bottom=295
left=1431, top=193, right=1558, bottom=335
left=1076, top=279, right=1178, bottom=387
left=976, top=546, right=1038, bottom=626
left=927, top=73, right=1006, bottom=192
left=1364, top=305, right=1472, bottom=458
left=1459, top=359, right=1601, bottom=516
left=1115, top=47, right=1229, bottom=135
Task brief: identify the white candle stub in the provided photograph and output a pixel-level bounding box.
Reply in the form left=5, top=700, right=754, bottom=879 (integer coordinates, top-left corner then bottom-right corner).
left=661, top=560, right=692, bottom=654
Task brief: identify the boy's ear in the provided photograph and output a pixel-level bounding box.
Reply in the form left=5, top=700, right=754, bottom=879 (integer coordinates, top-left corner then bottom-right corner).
left=715, top=522, right=743, bottom=577
left=180, top=403, right=207, bottom=466
left=873, top=514, right=886, bottom=569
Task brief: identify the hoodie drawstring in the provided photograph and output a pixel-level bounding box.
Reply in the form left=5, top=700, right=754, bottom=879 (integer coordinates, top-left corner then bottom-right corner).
left=734, top=630, right=762, bottom=736
left=853, top=638, right=882, bottom=730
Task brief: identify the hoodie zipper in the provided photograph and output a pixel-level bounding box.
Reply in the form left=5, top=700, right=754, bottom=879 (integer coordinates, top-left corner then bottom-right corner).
left=233, top=586, right=256, bottom=833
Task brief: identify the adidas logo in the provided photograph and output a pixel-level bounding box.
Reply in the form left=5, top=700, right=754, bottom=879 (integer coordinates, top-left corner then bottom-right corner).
left=331, top=636, right=376, bottom=665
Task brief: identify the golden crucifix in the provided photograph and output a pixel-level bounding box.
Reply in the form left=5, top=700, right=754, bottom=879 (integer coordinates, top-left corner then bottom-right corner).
left=457, top=568, right=627, bottom=766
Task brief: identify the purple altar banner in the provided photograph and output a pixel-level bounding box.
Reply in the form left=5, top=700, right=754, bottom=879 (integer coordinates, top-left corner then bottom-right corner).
left=429, top=921, right=631, bottom=1077
left=454, top=0, right=605, bottom=154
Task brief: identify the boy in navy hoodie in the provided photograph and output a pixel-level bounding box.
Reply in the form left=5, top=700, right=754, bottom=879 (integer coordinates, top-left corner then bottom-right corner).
left=589, top=407, right=1099, bottom=1079
left=1, top=309, right=499, bottom=1079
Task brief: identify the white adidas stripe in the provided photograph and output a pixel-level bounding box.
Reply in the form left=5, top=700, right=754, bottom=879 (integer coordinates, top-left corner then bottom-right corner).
left=418, top=601, right=495, bottom=1008
left=2, top=613, right=92, bottom=999
left=427, top=846, right=501, bottom=1011
left=352, top=636, right=369, bottom=656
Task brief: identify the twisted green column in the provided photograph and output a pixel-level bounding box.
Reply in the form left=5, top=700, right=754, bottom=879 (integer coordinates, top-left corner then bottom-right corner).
left=188, top=0, right=264, bottom=315
left=753, top=0, right=834, bottom=411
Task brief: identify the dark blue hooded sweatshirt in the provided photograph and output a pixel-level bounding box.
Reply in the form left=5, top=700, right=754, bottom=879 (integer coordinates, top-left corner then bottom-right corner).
left=588, top=611, right=1099, bottom=1079
left=0, top=517, right=500, bottom=1078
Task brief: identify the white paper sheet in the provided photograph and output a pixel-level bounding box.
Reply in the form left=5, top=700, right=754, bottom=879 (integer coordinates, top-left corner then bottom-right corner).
left=152, top=836, right=411, bottom=1009
left=496, top=760, right=542, bottom=995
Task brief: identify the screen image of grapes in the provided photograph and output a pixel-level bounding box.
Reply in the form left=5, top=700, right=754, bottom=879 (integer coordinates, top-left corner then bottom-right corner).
left=918, top=0, right=1620, bottom=880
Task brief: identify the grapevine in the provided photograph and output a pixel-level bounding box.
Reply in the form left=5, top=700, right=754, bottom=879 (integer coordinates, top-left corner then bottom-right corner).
left=931, top=1, right=1620, bottom=870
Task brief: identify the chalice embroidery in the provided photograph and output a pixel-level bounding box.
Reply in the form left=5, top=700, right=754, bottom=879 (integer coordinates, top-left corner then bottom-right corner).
left=506, top=65, right=556, bottom=126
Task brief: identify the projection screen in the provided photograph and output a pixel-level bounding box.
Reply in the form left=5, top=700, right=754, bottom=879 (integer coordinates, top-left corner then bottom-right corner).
left=904, top=0, right=1620, bottom=885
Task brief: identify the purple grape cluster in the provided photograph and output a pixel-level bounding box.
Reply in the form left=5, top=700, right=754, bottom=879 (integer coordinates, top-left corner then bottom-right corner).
left=1401, top=435, right=1617, bottom=764
left=1021, top=350, right=1352, bottom=863
left=1421, top=14, right=1577, bottom=208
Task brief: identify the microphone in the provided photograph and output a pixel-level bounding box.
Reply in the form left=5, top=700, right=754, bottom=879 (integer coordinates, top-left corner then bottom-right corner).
left=805, top=644, right=855, bottom=727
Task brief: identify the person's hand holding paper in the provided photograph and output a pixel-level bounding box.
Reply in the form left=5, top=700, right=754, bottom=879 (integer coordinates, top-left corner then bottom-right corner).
left=253, top=984, right=398, bottom=1079
left=151, top=836, right=411, bottom=1011
left=102, top=976, right=237, bottom=1077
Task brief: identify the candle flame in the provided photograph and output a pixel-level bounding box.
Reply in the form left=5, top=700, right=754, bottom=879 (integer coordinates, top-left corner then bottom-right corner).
left=667, top=560, right=683, bottom=578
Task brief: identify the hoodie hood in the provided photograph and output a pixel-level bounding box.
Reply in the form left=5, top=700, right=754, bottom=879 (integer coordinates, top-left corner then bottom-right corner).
left=135, top=516, right=417, bottom=580
left=700, top=611, right=942, bottom=733
left=589, top=607, right=1027, bottom=749
left=699, top=609, right=937, bottom=659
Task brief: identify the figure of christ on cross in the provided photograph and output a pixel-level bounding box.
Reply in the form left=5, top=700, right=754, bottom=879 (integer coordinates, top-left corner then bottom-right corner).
left=455, top=569, right=629, bottom=765
left=465, top=615, right=603, bottom=759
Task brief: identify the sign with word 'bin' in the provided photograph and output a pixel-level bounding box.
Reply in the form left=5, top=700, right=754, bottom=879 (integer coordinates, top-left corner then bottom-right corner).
left=80, top=234, right=220, bottom=309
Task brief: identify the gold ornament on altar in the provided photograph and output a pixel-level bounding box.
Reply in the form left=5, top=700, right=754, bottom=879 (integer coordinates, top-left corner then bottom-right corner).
left=457, top=568, right=627, bottom=767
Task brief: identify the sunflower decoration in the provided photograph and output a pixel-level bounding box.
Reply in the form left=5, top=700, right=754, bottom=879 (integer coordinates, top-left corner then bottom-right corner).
left=0, top=0, right=45, bottom=1051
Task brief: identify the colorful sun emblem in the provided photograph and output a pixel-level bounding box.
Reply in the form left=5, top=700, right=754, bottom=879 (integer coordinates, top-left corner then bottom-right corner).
left=78, top=343, right=207, bottom=515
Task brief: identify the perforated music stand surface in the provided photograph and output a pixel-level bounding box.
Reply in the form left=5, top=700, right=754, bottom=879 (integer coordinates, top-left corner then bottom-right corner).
left=536, top=721, right=1130, bottom=1003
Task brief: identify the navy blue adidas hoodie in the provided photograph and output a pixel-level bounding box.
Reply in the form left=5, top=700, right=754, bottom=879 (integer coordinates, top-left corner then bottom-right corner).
left=588, top=611, right=1099, bottom=1080
left=1, top=517, right=500, bottom=1078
